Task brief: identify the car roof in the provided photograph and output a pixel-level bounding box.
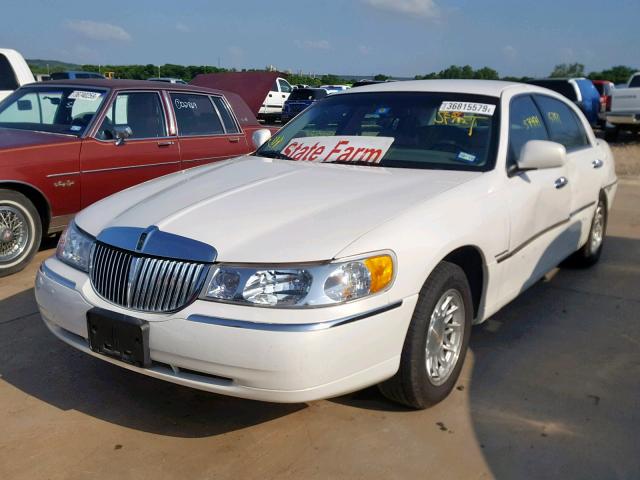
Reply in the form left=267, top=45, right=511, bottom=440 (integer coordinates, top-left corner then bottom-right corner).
left=24, top=78, right=224, bottom=94
left=341, top=79, right=526, bottom=97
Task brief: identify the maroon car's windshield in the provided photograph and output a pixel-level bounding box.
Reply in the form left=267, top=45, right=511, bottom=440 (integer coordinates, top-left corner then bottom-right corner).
left=0, top=86, right=108, bottom=136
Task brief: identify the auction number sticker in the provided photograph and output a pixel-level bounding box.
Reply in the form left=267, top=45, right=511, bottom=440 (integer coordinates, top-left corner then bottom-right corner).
left=439, top=101, right=496, bottom=116
left=68, top=91, right=102, bottom=101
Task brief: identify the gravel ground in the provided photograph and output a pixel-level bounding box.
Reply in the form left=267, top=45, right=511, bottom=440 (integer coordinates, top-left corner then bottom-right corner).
left=602, top=131, right=640, bottom=179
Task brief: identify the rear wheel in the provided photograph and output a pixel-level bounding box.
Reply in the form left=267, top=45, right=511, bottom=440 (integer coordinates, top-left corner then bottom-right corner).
left=568, top=195, right=607, bottom=268
left=0, top=189, right=42, bottom=277
left=378, top=261, right=472, bottom=409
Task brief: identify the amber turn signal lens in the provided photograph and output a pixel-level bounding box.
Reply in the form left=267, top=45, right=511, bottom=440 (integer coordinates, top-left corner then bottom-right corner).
left=364, top=255, right=394, bottom=293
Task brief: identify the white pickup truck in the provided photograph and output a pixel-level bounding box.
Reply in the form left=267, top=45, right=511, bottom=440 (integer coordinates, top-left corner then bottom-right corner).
left=0, top=48, right=35, bottom=102
left=606, top=72, right=640, bottom=140
left=258, top=77, right=293, bottom=123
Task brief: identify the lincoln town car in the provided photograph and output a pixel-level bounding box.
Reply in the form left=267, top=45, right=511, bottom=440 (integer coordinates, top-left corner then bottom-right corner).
left=35, top=80, right=617, bottom=408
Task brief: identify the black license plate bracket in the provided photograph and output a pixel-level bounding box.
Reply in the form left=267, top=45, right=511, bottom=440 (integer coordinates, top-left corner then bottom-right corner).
left=87, top=307, right=151, bottom=367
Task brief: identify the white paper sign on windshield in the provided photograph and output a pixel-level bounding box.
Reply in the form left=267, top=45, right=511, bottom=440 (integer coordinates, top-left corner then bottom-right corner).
left=68, top=91, right=102, bottom=101
left=281, top=136, right=395, bottom=164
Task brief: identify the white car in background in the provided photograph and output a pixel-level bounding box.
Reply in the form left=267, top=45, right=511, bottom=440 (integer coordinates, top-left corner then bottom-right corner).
left=606, top=72, right=640, bottom=140
left=320, top=84, right=351, bottom=94
left=0, top=48, right=35, bottom=101
left=36, top=80, right=617, bottom=409
left=258, top=76, right=293, bottom=122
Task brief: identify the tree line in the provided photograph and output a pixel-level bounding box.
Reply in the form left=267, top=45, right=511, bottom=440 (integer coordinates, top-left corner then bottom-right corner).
left=28, top=61, right=637, bottom=86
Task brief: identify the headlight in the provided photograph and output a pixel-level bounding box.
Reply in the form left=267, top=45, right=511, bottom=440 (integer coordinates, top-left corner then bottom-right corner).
left=56, top=222, right=94, bottom=272
left=200, top=253, right=394, bottom=307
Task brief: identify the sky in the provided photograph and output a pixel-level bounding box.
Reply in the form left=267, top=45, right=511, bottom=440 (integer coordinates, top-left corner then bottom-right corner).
left=1, top=0, right=638, bottom=78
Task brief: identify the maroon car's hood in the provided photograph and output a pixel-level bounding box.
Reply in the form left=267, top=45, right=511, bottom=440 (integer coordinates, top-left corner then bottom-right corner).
left=190, top=72, right=282, bottom=116
left=0, top=128, right=79, bottom=150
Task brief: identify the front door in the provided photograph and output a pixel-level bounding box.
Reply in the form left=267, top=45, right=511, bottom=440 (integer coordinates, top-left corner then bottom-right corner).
left=499, top=95, right=572, bottom=301
left=80, top=91, right=180, bottom=208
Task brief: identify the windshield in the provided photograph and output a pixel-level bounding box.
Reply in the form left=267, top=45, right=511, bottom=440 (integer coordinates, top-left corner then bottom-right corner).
left=256, top=92, right=500, bottom=171
left=0, top=86, right=107, bottom=136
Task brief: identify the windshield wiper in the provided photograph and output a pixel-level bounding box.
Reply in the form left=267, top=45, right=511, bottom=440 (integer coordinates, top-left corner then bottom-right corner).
left=325, top=160, right=384, bottom=167
left=255, top=151, right=294, bottom=161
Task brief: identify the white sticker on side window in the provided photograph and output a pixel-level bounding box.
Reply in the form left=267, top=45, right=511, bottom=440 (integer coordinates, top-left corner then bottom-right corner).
left=439, top=101, right=496, bottom=116
left=68, top=91, right=102, bottom=101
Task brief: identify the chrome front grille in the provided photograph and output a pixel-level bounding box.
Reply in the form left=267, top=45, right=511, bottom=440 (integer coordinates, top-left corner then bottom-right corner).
left=90, top=242, right=208, bottom=313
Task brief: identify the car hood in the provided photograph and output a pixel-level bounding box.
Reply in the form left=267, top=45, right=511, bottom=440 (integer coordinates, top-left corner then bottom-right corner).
left=76, top=157, right=481, bottom=263
left=0, top=127, right=79, bottom=150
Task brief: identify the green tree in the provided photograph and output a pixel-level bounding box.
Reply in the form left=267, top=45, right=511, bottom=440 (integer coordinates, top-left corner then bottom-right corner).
left=374, top=74, right=389, bottom=81
left=550, top=63, right=585, bottom=78
left=588, top=65, right=637, bottom=85
left=473, top=67, right=499, bottom=80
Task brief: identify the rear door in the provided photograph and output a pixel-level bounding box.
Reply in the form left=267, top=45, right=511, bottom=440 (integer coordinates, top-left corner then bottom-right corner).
left=80, top=90, right=180, bottom=207
left=500, top=94, right=572, bottom=300
left=169, top=91, right=249, bottom=169
left=534, top=94, right=602, bottom=237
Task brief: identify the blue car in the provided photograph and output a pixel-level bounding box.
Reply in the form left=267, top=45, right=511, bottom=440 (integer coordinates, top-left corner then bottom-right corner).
left=528, top=78, right=601, bottom=126
left=50, top=71, right=105, bottom=80
left=282, top=88, right=328, bottom=123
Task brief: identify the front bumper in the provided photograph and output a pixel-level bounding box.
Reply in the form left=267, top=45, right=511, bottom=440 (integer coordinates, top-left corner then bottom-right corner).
left=35, top=258, right=417, bottom=403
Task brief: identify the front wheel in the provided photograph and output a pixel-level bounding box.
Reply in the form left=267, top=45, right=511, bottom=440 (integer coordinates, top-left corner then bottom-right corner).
left=0, top=189, right=42, bottom=277
left=378, top=261, right=472, bottom=409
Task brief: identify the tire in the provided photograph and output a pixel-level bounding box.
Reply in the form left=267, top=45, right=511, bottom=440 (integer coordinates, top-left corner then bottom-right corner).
left=378, top=261, right=473, bottom=409
left=568, top=194, right=607, bottom=268
left=604, top=126, right=619, bottom=142
left=0, top=189, right=42, bottom=277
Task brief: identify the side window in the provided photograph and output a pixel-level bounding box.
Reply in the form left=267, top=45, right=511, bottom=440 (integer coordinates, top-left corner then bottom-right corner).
left=629, top=76, right=640, bottom=88
left=508, top=95, right=549, bottom=167
left=211, top=96, right=240, bottom=133
left=171, top=93, right=224, bottom=136
left=278, top=79, right=292, bottom=93
left=0, top=53, right=19, bottom=90
left=534, top=95, right=589, bottom=151
left=97, top=92, right=166, bottom=140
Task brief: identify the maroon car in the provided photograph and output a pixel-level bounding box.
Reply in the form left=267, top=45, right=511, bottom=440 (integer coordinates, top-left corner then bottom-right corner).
left=0, top=79, right=273, bottom=276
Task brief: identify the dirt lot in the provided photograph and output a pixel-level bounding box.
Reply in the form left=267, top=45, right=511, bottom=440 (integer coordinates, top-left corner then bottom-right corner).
left=0, top=144, right=639, bottom=480
left=608, top=131, right=640, bottom=178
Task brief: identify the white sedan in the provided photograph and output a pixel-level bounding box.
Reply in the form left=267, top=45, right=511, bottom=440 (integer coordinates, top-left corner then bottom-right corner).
left=35, top=80, right=617, bottom=408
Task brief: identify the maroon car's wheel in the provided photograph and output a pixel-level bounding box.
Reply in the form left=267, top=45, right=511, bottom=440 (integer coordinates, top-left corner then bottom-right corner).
left=0, top=189, right=42, bottom=277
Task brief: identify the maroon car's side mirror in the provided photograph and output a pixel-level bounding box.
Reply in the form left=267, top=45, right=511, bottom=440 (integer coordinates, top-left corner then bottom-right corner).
left=113, top=125, right=133, bottom=146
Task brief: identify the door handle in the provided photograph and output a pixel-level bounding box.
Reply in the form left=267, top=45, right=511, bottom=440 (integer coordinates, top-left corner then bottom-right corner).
left=592, top=159, right=604, bottom=169
left=228, top=137, right=240, bottom=143
left=157, top=141, right=175, bottom=147
left=554, top=176, right=569, bottom=189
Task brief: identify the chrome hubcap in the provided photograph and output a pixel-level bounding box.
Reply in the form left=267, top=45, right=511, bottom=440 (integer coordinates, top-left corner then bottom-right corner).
left=590, top=203, right=605, bottom=253
left=425, top=289, right=465, bottom=386
left=0, top=206, right=29, bottom=263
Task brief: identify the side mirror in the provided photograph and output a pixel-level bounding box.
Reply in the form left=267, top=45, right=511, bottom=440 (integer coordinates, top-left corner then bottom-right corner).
left=517, top=140, right=566, bottom=171
left=113, top=125, right=132, bottom=146
left=252, top=128, right=272, bottom=149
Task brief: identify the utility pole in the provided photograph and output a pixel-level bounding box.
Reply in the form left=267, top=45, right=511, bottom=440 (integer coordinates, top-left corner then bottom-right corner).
left=158, top=65, right=161, bottom=77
